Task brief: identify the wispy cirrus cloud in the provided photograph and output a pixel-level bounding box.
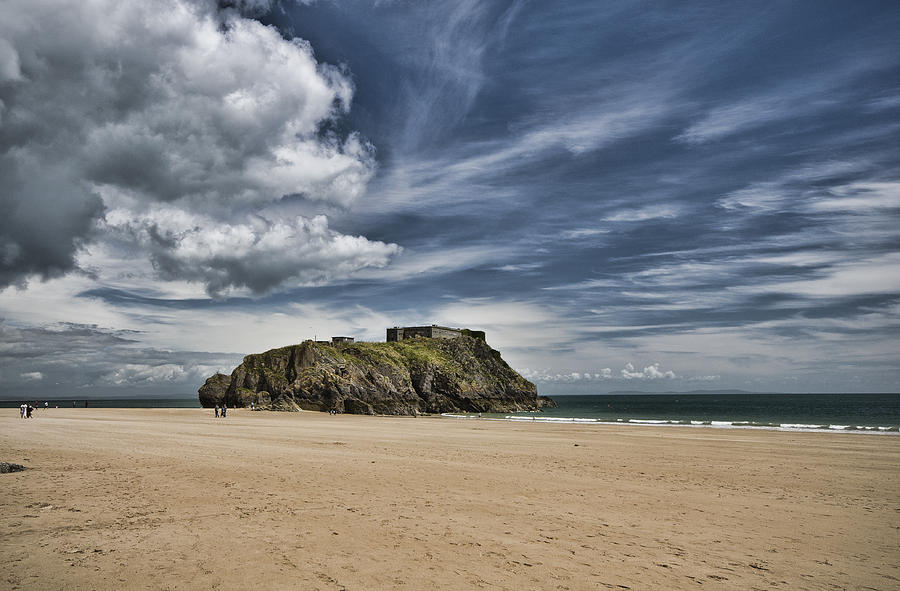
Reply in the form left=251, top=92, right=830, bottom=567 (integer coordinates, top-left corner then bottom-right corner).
left=603, top=205, right=682, bottom=223
left=675, top=51, right=897, bottom=145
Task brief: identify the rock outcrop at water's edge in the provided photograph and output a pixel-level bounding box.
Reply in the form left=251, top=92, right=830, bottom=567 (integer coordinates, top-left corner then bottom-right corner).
left=199, top=336, right=555, bottom=415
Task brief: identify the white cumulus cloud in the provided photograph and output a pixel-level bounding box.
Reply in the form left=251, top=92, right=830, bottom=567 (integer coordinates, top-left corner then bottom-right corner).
left=519, top=367, right=616, bottom=383
left=103, top=364, right=188, bottom=386
left=0, top=0, right=389, bottom=293
left=621, top=362, right=676, bottom=380
left=104, top=207, right=400, bottom=295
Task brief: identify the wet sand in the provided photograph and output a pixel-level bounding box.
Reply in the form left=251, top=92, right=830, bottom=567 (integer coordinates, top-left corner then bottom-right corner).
left=2, top=408, right=898, bottom=590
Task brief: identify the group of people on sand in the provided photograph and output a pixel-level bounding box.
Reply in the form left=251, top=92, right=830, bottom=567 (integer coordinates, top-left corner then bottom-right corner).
left=19, top=403, right=34, bottom=418
left=214, top=404, right=228, bottom=418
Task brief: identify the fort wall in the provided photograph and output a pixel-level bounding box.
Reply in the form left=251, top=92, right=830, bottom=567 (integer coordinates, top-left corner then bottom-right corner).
left=386, top=325, right=464, bottom=342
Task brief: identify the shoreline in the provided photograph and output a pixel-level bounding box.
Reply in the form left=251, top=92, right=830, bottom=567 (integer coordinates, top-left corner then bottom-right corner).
left=6, top=391, right=897, bottom=434
left=11, top=403, right=900, bottom=434
left=9, top=402, right=900, bottom=435
left=3, top=408, right=898, bottom=590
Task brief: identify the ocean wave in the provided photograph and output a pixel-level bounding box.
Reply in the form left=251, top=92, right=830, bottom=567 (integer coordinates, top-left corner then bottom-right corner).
left=440, top=413, right=899, bottom=433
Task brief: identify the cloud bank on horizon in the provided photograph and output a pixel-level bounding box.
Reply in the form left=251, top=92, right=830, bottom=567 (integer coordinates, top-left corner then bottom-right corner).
left=1, top=0, right=899, bottom=397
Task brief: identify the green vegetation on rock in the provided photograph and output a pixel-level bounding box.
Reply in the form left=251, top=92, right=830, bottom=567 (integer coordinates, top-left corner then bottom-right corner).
left=198, top=336, right=555, bottom=415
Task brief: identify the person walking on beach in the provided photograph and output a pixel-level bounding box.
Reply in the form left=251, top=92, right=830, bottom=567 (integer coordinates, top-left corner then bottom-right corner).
left=221, top=405, right=227, bottom=418
left=20, top=403, right=26, bottom=418
left=215, top=405, right=219, bottom=418
left=26, top=405, right=34, bottom=418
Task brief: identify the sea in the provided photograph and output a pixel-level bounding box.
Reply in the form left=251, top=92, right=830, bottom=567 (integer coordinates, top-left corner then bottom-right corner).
left=2, top=398, right=200, bottom=409
left=464, top=393, right=900, bottom=434
left=5, top=393, right=900, bottom=434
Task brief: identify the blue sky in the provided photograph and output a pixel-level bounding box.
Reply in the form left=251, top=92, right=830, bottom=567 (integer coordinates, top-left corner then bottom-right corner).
left=1, top=0, right=899, bottom=398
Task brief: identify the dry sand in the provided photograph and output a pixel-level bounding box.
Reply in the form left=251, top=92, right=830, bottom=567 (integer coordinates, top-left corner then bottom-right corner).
left=2, top=408, right=898, bottom=590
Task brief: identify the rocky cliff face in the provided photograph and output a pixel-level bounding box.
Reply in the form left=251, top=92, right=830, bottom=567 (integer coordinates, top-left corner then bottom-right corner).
left=199, top=336, right=554, bottom=415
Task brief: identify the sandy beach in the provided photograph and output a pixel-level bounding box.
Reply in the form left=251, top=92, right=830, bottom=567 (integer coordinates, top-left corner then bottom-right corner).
left=2, top=408, right=898, bottom=590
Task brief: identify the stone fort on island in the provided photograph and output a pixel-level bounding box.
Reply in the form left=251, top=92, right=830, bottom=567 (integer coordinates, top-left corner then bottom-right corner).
left=386, top=325, right=486, bottom=342
left=315, top=325, right=486, bottom=344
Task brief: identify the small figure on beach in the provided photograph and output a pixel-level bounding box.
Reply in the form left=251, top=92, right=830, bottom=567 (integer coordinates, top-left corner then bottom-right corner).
left=250, top=402, right=254, bottom=410
left=26, top=405, right=34, bottom=418
left=72, top=401, right=76, bottom=408
left=221, top=405, right=227, bottom=418
left=20, top=403, right=26, bottom=418
left=215, top=405, right=219, bottom=418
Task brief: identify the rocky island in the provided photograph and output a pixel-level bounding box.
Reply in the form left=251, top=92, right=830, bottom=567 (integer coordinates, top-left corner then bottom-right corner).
left=199, top=328, right=554, bottom=415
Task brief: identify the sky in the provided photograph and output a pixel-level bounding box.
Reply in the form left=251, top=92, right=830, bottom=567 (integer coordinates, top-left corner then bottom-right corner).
left=1, top=0, right=899, bottom=399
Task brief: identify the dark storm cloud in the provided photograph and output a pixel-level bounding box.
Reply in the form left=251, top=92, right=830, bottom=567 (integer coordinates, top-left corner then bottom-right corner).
left=0, top=165, right=105, bottom=287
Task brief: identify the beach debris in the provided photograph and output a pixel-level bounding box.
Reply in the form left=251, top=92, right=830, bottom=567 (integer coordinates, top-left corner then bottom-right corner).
left=0, top=462, right=27, bottom=473
left=25, top=502, right=53, bottom=510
